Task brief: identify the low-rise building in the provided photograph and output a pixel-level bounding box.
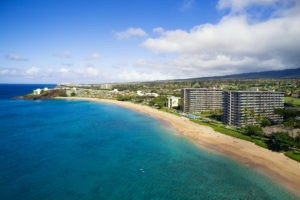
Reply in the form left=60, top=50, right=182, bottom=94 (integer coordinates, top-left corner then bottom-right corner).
left=66, top=87, right=77, bottom=96
left=137, top=90, right=144, bottom=96
left=145, top=93, right=159, bottom=97
left=33, top=88, right=42, bottom=95
left=167, top=96, right=180, bottom=108
left=99, top=84, right=112, bottom=90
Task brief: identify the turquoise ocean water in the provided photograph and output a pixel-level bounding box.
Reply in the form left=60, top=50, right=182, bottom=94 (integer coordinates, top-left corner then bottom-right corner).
left=0, top=84, right=298, bottom=199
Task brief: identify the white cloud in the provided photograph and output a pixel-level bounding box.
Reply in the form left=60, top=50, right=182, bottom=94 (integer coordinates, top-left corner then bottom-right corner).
left=86, top=67, right=100, bottom=76
left=115, top=28, right=147, bottom=40
left=59, top=68, right=69, bottom=73
left=25, top=67, right=40, bottom=75
left=141, top=2, right=300, bottom=78
left=153, top=27, right=164, bottom=33
left=144, top=14, right=300, bottom=54
left=181, top=0, right=195, bottom=10
left=61, top=67, right=101, bottom=77
left=0, top=69, right=9, bottom=75
left=61, top=62, right=73, bottom=67
left=6, top=54, right=27, bottom=61
left=0, top=66, right=103, bottom=83
left=0, top=69, right=11, bottom=75
left=54, top=51, right=71, bottom=58
left=87, top=53, right=101, bottom=59
left=217, top=0, right=283, bottom=13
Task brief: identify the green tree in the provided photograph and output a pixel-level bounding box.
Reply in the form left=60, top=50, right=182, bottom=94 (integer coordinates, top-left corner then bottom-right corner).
left=192, top=82, right=201, bottom=88
left=117, top=95, right=132, bottom=101
left=178, top=98, right=184, bottom=110
left=245, top=125, right=264, bottom=137
left=295, top=134, right=300, bottom=148
left=149, top=96, right=167, bottom=109
left=284, top=119, right=296, bottom=137
left=274, top=108, right=300, bottom=121
left=243, top=107, right=249, bottom=126
left=248, top=109, right=256, bottom=124
left=284, top=119, right=295, bottom=129
left=58, top=92, right=67, bottom=97
left=269, top=132, right=294, bottom=151
left=261, top=118, right=271, bottom=127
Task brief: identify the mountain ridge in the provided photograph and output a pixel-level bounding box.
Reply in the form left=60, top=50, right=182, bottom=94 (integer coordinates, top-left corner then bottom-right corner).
left=173, top=68, right=300, bottom=81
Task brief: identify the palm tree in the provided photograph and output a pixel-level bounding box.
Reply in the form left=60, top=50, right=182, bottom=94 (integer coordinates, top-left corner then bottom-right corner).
left=248, top=109, right=256, bottom=125
left=243, top=107, right=249, bottom=126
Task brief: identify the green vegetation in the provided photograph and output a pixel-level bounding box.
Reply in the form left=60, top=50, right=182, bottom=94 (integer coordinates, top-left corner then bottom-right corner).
left=295, top=135, right=300, bottom=148
left=58, top=92, right=67, bottom=97
left=149, top=96, right=167, bottom=109
left=192, top=82, right=201, bottom=88
left=274, top=108, right=300, bottom=119
left=268, top=132, right=295, bottom=151
left=244, top=125, right=264, bottom=137
left=261, top=118, right=271, bottom=127
left=117, top=95, right=132, bottom=101
left=285, top=97, right=300, bottom=107
left=111, top=79, right=300, bottom=96
left=274, top=108, right=300, bottom=129
left=23, top=93, right=37, bottom=97
left=284, top=152, right=300, bottom=162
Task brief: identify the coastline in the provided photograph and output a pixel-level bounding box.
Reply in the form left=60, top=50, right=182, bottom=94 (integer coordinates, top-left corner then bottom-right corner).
left=56, top=97, right=300, bottom=197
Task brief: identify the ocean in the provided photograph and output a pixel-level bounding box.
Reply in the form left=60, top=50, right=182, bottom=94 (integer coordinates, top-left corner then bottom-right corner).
left=0, top=84, right=297, bottom=199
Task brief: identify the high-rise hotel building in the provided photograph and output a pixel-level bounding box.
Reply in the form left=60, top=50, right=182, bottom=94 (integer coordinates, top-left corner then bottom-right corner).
left=223, top=89, right=284, bottom=127
left=181, top=88, right=224, bottom=113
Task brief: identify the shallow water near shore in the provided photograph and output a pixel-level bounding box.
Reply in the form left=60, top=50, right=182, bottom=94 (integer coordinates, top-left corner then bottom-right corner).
left=0, top=85, right=298, bottom=199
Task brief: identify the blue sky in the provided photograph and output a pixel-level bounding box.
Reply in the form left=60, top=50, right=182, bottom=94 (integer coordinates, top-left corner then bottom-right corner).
left=0, top=0, right=299, bottom=83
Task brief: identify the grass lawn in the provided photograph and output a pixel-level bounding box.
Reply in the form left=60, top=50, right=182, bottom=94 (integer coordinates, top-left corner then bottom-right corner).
left=284, top=152, right=300, bottom=162
left=23, top=93, right=37, bottom=97
left=284, top=96, right=300, bottom=107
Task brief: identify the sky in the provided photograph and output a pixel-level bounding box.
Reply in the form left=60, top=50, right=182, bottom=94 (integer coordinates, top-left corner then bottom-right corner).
left=0, top=0, right=300, bottom=83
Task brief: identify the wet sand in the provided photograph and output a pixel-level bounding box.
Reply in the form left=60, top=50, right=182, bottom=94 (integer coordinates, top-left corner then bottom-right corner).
left=57, top=97, right=300, bottom=197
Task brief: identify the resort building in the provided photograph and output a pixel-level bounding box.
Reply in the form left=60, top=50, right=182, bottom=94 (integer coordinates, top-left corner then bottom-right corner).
left=33, top=88, right=42, bottom=95
left=137, top=90, right=143, bottom=96
left=99, top=84, right=112, bottom=90
left=223, top=89, right=284, bottom=127
left=181, top=88, right=224, bottom=113
left=66, top=87, right=77, bottom=96
left=145, top=92, right=159, bottom=97
left=167, top=96, right=181, bottom=108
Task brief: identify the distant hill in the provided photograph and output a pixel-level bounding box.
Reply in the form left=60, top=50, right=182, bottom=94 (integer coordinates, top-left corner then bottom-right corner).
left=178, top=68, right=300, bottom=80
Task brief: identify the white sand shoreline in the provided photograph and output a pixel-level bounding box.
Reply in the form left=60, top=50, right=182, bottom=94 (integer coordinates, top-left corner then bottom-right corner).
left=56, top=97, right=300, bottom=197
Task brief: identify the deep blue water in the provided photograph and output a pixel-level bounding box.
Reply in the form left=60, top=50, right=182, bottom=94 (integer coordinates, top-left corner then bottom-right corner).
left=0, top=84, right=298, bottom=199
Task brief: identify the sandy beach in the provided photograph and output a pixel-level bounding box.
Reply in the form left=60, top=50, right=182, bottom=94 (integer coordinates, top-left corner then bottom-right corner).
left=57, top=97, right=300, bottom=196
